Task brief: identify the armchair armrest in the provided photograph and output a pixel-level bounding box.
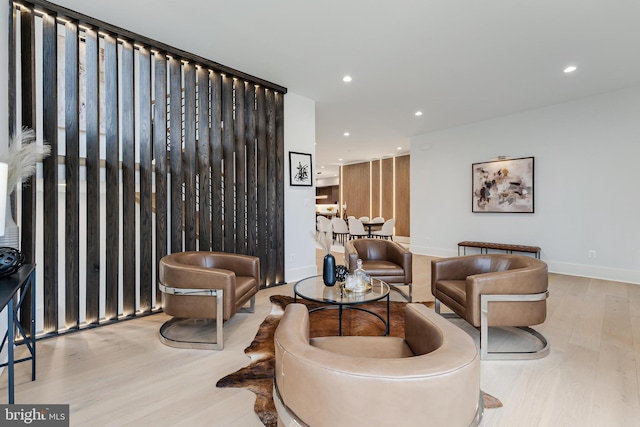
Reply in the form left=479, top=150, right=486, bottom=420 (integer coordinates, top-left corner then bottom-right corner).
left=431, top=256, right=487, bottom=295
left=386, top=242, right=412, bottom=283
left=466, top=263, right=548, bottom=308
left=345, top=242, right=359, bottom=271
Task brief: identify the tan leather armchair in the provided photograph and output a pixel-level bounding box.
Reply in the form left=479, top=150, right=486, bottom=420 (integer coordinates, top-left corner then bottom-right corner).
left=274, top=303, right=482, bottom=427
left=158, top=251, right=260, bottom=350
left=345, top=238, right=412, bottom=301
left=431, top=254, right=549, bottom=360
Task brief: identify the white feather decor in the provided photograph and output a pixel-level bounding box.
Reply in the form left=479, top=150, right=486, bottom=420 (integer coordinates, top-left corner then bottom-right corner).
left=0, top=128, right=51, bottom=194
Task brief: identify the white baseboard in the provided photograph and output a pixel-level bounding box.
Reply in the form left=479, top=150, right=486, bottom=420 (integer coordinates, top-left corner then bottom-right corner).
left=410, top=245, right=640, bottom=285
left=285, top=265, right=318, bottom=284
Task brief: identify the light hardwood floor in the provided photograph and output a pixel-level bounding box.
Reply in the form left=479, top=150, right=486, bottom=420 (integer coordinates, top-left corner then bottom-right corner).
left=2, top=249, right=639, bottom=426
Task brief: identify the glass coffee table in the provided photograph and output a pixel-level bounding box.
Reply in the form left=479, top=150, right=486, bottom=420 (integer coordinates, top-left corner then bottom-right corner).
left=293, top=275, right=390, bottom=336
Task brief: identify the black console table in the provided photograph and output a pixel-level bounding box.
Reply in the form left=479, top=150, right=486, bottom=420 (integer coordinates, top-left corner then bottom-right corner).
left=0, top=264, right=36, bottom=404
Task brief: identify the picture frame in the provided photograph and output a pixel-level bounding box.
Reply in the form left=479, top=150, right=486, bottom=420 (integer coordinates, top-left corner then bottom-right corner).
left=472, top=157, right=534, bottom=213
left=289, top=152, right=313, bottom=186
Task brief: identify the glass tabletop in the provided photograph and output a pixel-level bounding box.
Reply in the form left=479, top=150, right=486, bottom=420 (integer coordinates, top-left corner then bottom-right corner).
left=294, top=275, right=390, bottom=305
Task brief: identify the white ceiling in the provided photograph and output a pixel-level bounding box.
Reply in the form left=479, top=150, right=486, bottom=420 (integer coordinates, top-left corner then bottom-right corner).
left=52, top=0, right=640, bottom=180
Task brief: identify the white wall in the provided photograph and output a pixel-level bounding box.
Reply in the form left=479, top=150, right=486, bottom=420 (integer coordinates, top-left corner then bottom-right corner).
left=284, top=92, right=318, bottom=282
left=410, top=86, right=640, bottom=284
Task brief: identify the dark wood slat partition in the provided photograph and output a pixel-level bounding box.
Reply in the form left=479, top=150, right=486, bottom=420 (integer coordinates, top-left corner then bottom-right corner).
left=183, top=64, right=197, bottom=251
left=169, top=58, right=183, bottom=253
left=234, top=80, right=247, bottom=254
left=265, top=90, right=276, bottom=286
left=197, top=67, right=211, bottom=251
left=153, top=52, right=168, bottom=307
left=138, top=48, right=153, bottom=313
left=210, top=71, right=223, bottom=252
left=64, top=21, right=80, bottom=329
left=275, top=92, right=285, bottom=284
left=121, top=41, right=136, bottom=317
left=256, top=87, right=268, bottom=283
left=245, top=86, right=257, bottom=257
left=11, top=0, right=288, bottom=336
left=104, top=34, right=119, bottom=321
left=84, top=28, right=100, bottom=324
left=8, top=2, right=16, bottom=138
left=41, top=13, right=58, bottom=333
left=222, top=75, right=234, bottom=252
left=18, top=9, right=36, bottom=334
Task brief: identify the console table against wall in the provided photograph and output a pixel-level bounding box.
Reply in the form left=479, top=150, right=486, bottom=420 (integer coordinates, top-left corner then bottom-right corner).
left=458, top=241, right=541, bottom=259
left=0, top=264, right=36, bottom=404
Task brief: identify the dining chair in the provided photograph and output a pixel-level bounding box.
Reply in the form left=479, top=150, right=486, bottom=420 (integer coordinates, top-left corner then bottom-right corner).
left=316, top=215, right=332, bottom=235
left=358, top=216, right=370, bottom=222
left=372, top=218, right=395, bottom=240
left=372, top=216, right=385, bottom=223
left=348, top=217, right=368, bottom=239
left=331, top=217, right=350, bottom=245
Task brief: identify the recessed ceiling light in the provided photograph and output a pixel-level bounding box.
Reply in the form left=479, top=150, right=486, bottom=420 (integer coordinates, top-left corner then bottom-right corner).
left=338, top=158, right=343, bottom=162
left=342, top=75, right=352, bottom=83
left=343, top=132, right=350, bottom=136
left=397, top=147, right=402, bottom=150
left=564, top=65, right=577, bottom=73
left=415, top=111, right=423, bottom=116
left=321, top=165, right=325, bottom=169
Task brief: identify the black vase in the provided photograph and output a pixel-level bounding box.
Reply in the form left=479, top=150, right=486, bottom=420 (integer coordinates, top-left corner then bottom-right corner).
left=323, top=253, right=337, bottom=286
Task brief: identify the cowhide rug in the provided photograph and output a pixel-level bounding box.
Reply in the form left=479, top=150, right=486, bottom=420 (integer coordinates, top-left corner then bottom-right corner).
left=216, top=295, right=502, bottom=427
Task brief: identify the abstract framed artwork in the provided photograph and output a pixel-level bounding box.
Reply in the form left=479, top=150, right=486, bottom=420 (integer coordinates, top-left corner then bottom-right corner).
left=289, top=152, right=313, bottom=186
left=472, top=157, right=534, bottom=213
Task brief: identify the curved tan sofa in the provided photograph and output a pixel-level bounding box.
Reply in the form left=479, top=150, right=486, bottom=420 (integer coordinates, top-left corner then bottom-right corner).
left=158, top=251, right=260, bottom=350
left=274, top=303, right=481, bottom=427
left=431, top=254, right=549, bottom=360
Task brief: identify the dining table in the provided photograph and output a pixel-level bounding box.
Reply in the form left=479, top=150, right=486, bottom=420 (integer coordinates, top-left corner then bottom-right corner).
left=361, top=221, right=384, bottom=237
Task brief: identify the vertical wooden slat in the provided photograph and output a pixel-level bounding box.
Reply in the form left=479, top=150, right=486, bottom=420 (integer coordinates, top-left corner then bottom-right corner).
left=265, top=89, right=276, bottom=286
left=85, top=28, right=100, bottom=324
left=245, top=85, right=257, bottom=257
left=64, top=21, right=80, bottom=328
left=8, top=3, right=17, bottom=138
left=20, top=8, right=36, bottom=270
left=381, top=158, right=394, bottom=223
left=121, top=41, right=136, bottom=316
left=210, top=71, right=223, bottom=251
left=104, top=34, right=119, bottom=320
left=153, top=52, right=168, bottom=307
left=274, top=92, right=285, bottom=284
left=394, top=155, right=411, bottom=237
left=183, top=63, right=197, bottom=251
left=255, top=87, right=267, bottom=285
left=221, top=74, right=234, bottom=252
left=371, top=160, right=381, bottom=219
left=197, top=67, right=211, bottom=251
left=234, top=79, right=246, bottom=254
left=41, top=12, right=58, bottom=333
left=138, top=47, right=152, bottom=313
left=169, top=58, right=183, bottom=253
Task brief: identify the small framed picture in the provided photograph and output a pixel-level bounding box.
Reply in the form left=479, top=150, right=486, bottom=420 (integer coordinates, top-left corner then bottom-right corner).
left=289, top=152, right=313, bottom=186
